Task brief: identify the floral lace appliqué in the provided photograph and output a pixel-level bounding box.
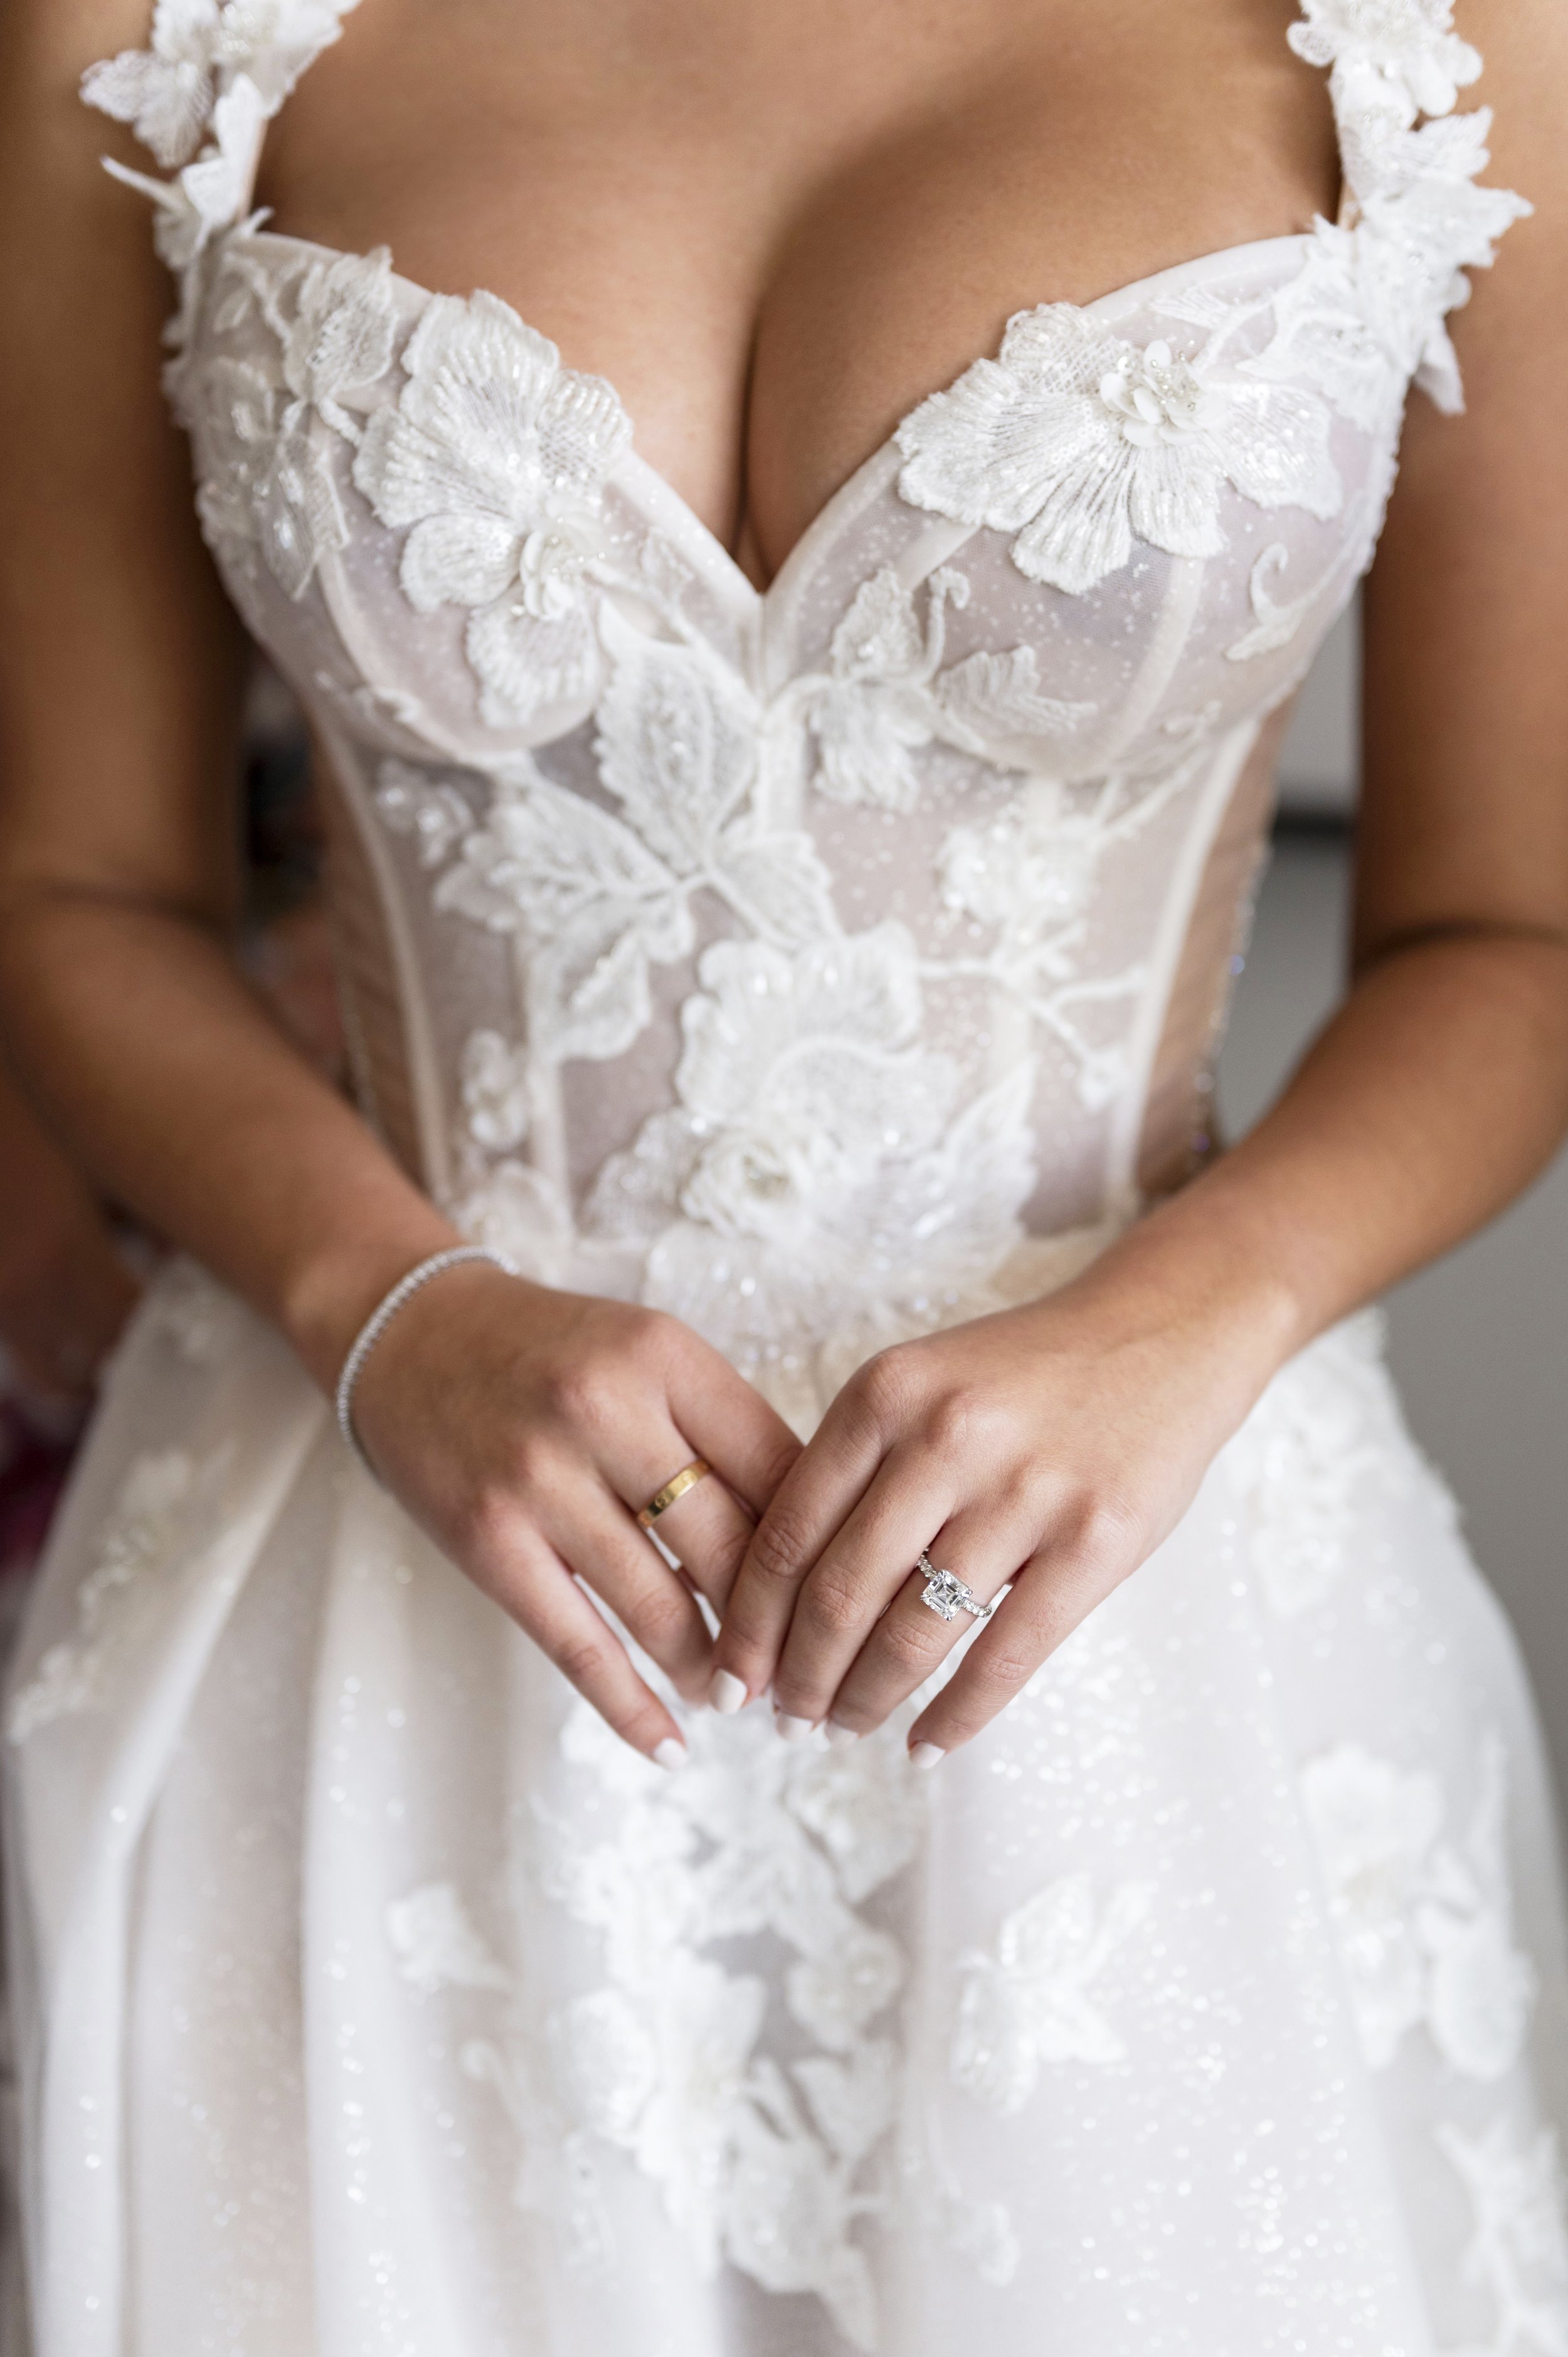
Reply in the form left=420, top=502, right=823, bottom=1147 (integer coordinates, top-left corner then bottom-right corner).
left=386, top=1881, right=512, bottom=1998
left=383, top=1880, right=616, bottom=2269
left=1301, top=1732, right=1536, bottom=2079
left=532, top=1698, right=928, bottom=2349
left=84, top=1, right=361, bottom=344
left=457, top=1030, right=531, bottom=1152
left=1290, top=0, right=1483, bottom=133
left=951, top=1874, right=1155, bottom=2114
left=1437, top=2114, right=1568, bottom=2357
left=85, top=0, right=360, bottom=168
left=585, top=923, right=1038, bottom=1405
left=191, top=243, right=396, bottom=595
left=808, top=567, right=1094, bottom=812
left=1226, top=1312, right=1418, bottom=1617
left=396, top=610, right=839, bottom=1061
left=352, top=293, right=631, bottom=726
left=932, top=753, right=1205, bottom=1115
left=392, top=1704, right=928, bottom=2344
left=896, top=310, right=1342, bottom=595
left=7, top=1446, right=232, bottom=1743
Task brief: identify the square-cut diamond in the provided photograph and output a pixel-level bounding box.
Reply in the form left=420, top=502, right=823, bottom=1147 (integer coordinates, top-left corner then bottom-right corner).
left=921, top=1567, right=966, bottom=1622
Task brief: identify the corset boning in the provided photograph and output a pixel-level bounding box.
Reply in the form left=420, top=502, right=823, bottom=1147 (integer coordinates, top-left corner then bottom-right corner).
left=315, top=693, right=1295, bottom=1223
left=171, top=226, right=1416, bottom=1422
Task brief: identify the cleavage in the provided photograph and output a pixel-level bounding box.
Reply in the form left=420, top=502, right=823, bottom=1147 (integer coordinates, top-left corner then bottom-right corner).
left=256, top=0, right=1338, bottom=590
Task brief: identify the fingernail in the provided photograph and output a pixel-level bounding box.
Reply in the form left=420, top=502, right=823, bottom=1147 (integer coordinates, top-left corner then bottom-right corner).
left=824, top=1720, right=860, bottom=1750
left=707, top=1668, right=749, bottom=1716
left=653, top=1737, right=687, bottom=1772
left=775, top=1711, right=816, bottom=1743
left=909, top=1742, right=945, bottom=1773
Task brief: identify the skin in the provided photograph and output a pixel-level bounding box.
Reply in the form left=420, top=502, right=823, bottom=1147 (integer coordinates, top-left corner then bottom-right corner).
left=0, top=1064, right=139, bottom=1402
left=0, top=801, right=340, bottom=1406
left=0, top=0, right=1565, bottom=1771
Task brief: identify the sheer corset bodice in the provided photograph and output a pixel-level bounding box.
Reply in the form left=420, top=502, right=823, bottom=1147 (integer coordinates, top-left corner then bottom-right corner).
left=9, top=19, right=1565, bottom=2357
left=84, top=0, right=1529, bottom=1420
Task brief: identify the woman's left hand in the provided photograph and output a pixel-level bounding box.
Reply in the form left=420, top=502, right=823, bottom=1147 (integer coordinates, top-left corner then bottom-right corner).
left=708, top=1243, right=1297, bottom=1763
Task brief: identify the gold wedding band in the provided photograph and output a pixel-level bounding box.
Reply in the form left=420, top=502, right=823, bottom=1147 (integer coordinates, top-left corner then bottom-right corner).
left=636, top=1459, right=712, bottom=1530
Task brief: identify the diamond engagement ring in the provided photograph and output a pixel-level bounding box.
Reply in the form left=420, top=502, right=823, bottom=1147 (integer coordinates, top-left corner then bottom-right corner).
left=916, top=1551, right=995, bottom=1624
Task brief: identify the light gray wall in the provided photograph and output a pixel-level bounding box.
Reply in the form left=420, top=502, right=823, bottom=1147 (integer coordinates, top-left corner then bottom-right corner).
left=1220, top=630, right=1568, bottom=1799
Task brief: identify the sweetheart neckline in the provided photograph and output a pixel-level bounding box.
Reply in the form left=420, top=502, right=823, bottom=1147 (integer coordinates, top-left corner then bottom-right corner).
left=240, top=220, right=1320, bottom=617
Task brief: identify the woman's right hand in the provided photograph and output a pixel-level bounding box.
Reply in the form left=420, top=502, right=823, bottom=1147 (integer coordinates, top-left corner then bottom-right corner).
left=350, top=1262, right=801, bottom=1763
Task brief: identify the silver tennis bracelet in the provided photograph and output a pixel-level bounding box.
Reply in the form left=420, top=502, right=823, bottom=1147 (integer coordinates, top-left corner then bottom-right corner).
left=334, top=1245, right=521, bottom=1475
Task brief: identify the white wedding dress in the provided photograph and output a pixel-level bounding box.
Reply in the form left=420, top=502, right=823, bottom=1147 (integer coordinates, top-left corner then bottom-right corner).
left=7, top=4, right=1568, bottom=2351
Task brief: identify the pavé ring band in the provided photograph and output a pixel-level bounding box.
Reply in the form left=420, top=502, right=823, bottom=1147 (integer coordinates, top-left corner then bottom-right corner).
left=637, top=1459, right=713, bottom=1530
left=916, top=1550, right=996, bottom=1624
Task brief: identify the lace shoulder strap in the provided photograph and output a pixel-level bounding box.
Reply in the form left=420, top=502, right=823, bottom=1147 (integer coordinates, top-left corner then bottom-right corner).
left=82, top=1, right=358, bottom=328
left=1289, top=0, right=1530, bottom=410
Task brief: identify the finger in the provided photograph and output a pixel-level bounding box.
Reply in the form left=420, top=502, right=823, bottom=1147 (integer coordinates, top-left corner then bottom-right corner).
left=906, top=1519, right=1137, bottom=1764
left=709, top=1386, right=889, bottom=1707
left=602, top=1418, right=759, bottom=1619
left=820, top=1508, right=1027, bottom=1739
left=561, top=1481, right=718, bottom=1705
left=770, top=1454, right=959, bottom=1731
left=672, top=1340, right=805, bottom=1520
left=643, top=1469, right=758, bottom=1613
left=484, top=1525, right=689, bottom=1766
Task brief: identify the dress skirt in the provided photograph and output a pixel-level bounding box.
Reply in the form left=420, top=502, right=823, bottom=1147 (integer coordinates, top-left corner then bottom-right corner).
left=5, top=1257, right=1567, bottom=2357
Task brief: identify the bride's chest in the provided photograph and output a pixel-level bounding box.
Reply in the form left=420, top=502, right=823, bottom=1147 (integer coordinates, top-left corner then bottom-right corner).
left=177, top=225, right=1402, bottom=804
left=252, top=0, right=1337, bottom=575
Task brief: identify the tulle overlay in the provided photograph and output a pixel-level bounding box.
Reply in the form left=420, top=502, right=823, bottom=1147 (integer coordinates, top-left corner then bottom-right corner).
left=9, top=1269, right=1568, bottom=2354
left=8, top=0, right=1567, bottom=2348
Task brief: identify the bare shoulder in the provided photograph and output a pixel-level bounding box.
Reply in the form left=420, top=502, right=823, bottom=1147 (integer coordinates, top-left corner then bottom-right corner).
left=1462, top=0, right=1568, bottom=208
left=0, top=0, right=174, bottom=446
left=1352, top=0, right=1568, bottom=954
left=0, top=1, right=169, bottom=245
left=1414, top=0, right=1568, bottom=405
left=0, top=1, right=161, bottom=104
left=0, top=0, right=244, bottom=920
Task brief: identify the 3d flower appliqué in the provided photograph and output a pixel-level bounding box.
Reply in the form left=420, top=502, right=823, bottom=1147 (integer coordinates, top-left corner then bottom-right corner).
left=951, top=1875, right=1155, bottom=2115
left=1437, top=2114, right=1568, bottom=2357
left=897, top=306, right=1342, bottom=595
left=1300, top=1733, right=1536, bottom=2080
left=1288, top=0, right=1482, bottom=127
left=100, top=73, right=269, bottom=288
left=83, top=0, right=239, bottom=168
left=85, top=0, right=358, bottom=165
left=353, top=290, right=632, bottom=726
left=1225, top=1312, right=1416, bottom=1617
left=586, top=925, right=1039, bottom=1397
left=528, top=1696, right=928, bottom=2349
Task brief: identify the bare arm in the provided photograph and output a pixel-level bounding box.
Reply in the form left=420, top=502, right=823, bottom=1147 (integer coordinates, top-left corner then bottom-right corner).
left=0, top=1, right=799, bottom=1762
left=712, top=0, right=1568, bottom=1755
left=0, top=1060, right=139, bottom=1400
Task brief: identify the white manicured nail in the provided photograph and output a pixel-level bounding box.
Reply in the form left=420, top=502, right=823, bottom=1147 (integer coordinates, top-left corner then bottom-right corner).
left=824, top=1720, right=860, bottom=1749
left=707, top=1668, right=749, bottom=1715
left=654, top=1738, right=687, bottom=1772
left=775, top=1711, right=816, bottom=1743
left=909, top=1742, right=945, bottom=1773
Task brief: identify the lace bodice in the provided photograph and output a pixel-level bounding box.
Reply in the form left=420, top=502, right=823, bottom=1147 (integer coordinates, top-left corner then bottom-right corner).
left=85, top=0, right=1528, bottom=1425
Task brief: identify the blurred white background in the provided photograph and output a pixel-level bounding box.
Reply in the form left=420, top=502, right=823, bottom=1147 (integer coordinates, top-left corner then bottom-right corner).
left=1221, top=600, right=1568, bottom=1801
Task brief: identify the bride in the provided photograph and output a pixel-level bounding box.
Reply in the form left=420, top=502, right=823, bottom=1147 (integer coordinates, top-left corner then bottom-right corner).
left=1, top=0, right=1566, bottom=2346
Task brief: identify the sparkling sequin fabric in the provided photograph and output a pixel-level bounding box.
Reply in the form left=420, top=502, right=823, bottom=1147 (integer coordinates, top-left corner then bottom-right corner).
left=6, top=4, right=1567, bottom=2352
